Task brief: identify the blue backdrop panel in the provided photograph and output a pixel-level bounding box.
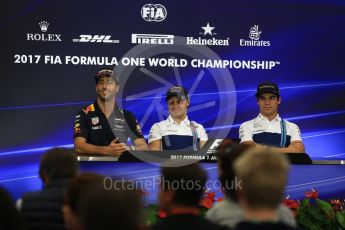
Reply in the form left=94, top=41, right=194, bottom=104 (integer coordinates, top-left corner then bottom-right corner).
left=0, top=1, right=345, bottom=199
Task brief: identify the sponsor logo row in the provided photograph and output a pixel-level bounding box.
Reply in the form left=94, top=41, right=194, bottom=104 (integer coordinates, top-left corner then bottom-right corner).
left=27, top=21, right=270, bottom=47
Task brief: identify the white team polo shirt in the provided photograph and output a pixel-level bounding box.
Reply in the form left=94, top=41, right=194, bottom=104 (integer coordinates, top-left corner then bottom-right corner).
left=148, top=115, right=208, bottom=150
left=239, top=114, right=302, bottom=147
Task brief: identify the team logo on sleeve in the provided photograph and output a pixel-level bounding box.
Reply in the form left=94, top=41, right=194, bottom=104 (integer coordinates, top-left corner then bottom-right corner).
left=297, top=127, right=301, bottom=136
left=83, top=104, right=95, bottom=114
left=136, top=125, right=143, bottom=135
left=74, top=127, right=81, bottom=134
left=136, top=120, right=143, bottom=135
left=91, top=117, right=99, bottom=125
left=239, top=127, right=245, bottom=139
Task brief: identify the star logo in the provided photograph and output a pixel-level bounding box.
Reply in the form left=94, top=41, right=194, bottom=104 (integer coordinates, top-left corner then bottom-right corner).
left=201, top=23, right=215, bottom=36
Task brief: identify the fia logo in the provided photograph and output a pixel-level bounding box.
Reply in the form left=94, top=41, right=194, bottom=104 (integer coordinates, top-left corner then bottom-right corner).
left=141, top=4, right=167, bottom=22
left=249, top=25, right=261, bottom=40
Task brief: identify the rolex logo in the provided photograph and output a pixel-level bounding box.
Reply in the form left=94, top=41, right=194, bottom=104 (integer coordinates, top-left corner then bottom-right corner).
left=39, top=21, right=49, bottom=32
left=27, top=21, right=62, bottom=42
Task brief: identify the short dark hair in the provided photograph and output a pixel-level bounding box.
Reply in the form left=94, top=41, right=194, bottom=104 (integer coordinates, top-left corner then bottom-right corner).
left=216, top=140, right=251, bottom=201
left=64, top=173, right=104, bottom=214
left=161, top=162, right=207, bottom=207
left=0, top=186, right=24, bottom=230
left=79, top=180, right=143, bottom=230
left=39, top=148, right=78, bottom=182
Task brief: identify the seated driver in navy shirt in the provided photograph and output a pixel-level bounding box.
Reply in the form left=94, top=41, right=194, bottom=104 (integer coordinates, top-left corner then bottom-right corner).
left=73, top=68, right=148, bottom=156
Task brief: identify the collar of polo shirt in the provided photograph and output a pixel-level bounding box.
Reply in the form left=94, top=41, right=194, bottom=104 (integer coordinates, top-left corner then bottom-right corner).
left=167, top=115, right=190, bottom=125
left=258, top=113, right=281, bottom=122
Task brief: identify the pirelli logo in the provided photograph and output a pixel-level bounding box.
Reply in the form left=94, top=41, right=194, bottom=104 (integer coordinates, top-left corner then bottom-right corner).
left=131, top=34, right=174, bottom=45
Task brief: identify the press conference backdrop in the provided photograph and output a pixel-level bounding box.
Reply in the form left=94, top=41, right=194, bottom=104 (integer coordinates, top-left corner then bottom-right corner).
left=0, top=0, right=345, bottom=159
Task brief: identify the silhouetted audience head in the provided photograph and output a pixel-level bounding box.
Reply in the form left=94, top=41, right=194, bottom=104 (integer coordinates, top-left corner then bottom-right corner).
left=159, top=162, right=207, bottom=210
left=0, top=186, right=24, bottom=230
left=234, top=149, right=289, bottom=210
left=63, top=173, right=104, bottom=230
left=215, top=139, right=251, bottom=201
left=39, top=147, right=78, bottom=184
left=79, top=180, right=143, bottom=230
left=20, top=148, right=78, bottom=230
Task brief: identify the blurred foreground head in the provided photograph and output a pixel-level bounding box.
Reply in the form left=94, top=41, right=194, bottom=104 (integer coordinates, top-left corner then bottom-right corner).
left=234, top=149, right=289, bottom=209
left=78, top=179, right=143, bottom=230
left=39, top=147, right=78, bottom=184
left=0, top=186, right=24, bottom=230
left=159, top=162, right=207, bottom=210
left=64, top=173, right=104, bottom=230
left=215, top=139, right=252, bottom=201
